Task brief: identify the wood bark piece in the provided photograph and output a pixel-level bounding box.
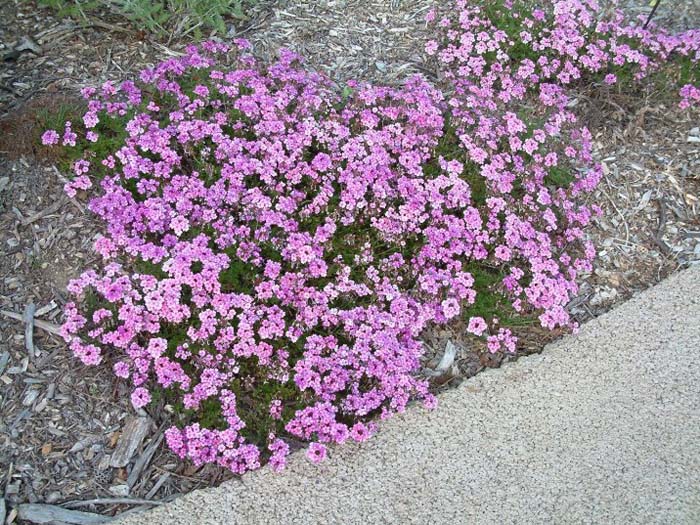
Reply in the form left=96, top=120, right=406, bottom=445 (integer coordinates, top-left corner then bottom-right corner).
left=62, top=498, right=164, bottom=509
left=0, top=351, right=9, bottom=375
left=145, top=473, right=170, bottom=500
left=23, top=303, right=37, bottom=357
left=21, top=197, right=66, bottom=226
left=110, top=416, right=153, bottom=468
left=0, top=310, right=62, bottom=336
left=127, top=431, right=164, bottom=488
left=17, top=504, right=112, bottom=524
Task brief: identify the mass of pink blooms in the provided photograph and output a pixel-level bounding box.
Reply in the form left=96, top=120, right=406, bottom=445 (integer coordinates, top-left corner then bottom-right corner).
left=44, top=0, right=698, bottom=473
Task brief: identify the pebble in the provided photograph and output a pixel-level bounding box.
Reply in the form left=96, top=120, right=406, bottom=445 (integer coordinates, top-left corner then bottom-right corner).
left=45, top=492, right=61, bottom=504
left=109, top=484, right=130, bottom=497
left=590, top=286, right=618, bottom=307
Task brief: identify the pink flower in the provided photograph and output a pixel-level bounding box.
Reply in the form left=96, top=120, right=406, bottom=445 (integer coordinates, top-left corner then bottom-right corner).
left=486, top=336, right=501, bottom=354
left=441, top=298, right=460, bottom=320
left=41, top=130, right=60, bottom=146
left=467, top=317, right=487, bottom=336
left=114, top=361, right=130, bottom=378
left=307, top=442, right=327, bottom=463
left=131, top=387, right=151, bottom=409
left=494, top=245, right=511, bottom=261
left=269, top=399, right=283, bottom=420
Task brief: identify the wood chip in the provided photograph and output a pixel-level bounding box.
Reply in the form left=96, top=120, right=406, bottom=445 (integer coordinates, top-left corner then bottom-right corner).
left=0, top=352, right=9, bottom=376
left=17, top=504, right=112, bottom=524
left=144, top=472, right=170, bottom=500
left=127, top=431, right=164, bottom=488
left=62, top=498, right=164, bottom=509
left=21, top=197, right=66, bottom=226
left=1, top=309, right=62, bottom=336
left=15, top=35, right=42, bottom=55
left=110, top=416, right=152, bottom=468
left=35, top=300, right=58, bottom=317
left=23, top=303, right=37, bottom=357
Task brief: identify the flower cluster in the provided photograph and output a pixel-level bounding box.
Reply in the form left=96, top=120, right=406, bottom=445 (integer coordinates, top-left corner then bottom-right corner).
left=45, top=0, right=698, bottom=474
left=426, top=0, right=699, bottom=106
left=422, top=0, right=699, bottom=326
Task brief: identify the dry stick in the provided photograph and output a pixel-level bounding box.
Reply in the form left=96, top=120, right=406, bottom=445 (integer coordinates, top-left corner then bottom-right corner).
left=599, top=185, right=630, bottom=244
left=0, top=310, right=62, bottom=336
left=61, top=498, right=164, bottom=509
left=643, top=0, right=662, bottom=29
left=653, top=196, right=672, bottom=255
left=127, top=431, right=165, bottom=489
left=34, top=22, right=75, bottom=41
left=144, top=472, right=170, bottom=500
left=23, top=303, right=37, bottom=357
left=51, top=167, right=85, bottom=214
left=21, top=197, right=67, bottom=226
left=86, top=20, right=133, bottom=34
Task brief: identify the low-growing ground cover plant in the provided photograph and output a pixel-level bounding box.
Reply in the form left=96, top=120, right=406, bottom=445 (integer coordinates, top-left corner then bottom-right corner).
left=41, top=0, right=699, bottom=474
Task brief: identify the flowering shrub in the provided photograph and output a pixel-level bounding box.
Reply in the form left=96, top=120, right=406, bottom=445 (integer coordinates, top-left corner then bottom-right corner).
left=426, top=0, right=699, bottom=107
left=43, top=0, right=698, bottom=474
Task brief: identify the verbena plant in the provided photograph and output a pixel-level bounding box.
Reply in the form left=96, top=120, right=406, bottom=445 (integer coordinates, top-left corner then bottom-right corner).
left=41, top=0, right=699, bottom=473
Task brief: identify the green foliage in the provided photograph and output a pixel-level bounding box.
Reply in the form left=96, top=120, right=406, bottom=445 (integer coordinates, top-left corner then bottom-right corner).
left=32, top=0, right=256, bottom=39
left=35, top=0, right=101, bottom=19
left=463, top=264, right=535, bottom=328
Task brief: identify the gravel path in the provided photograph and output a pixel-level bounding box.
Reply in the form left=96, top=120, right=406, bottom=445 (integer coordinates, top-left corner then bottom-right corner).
left=114, top=265, right=700, bottom=525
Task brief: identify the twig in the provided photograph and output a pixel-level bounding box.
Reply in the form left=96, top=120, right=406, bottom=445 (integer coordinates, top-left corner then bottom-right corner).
left=152, top=465, right=201, bottom=482
left=21, top=197, right=67, bottom=226
left=85, top=20, right=133, bottom=34
left=1, top=310, right=62, bottom=336
left=51, top=167, right=85, bottom=214
left=23, top=303, right=37, bottom=358
left=653, top=196, right=672, bottom=255
left=144, top=472, right=170, bottom=500
left=598, top=185, right=630, bottom=244
left=643, top=0, right=662, bottom=29
left=127, top=431, right=164, bottom=489
left=61, top=498, right=164, bottom=509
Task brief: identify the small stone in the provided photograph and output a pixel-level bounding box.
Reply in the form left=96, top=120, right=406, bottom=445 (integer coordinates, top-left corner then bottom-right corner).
left=590, top=286, right=618, bottom=307
left=109, top=484, right=130, bottom=497
left=45, top=492, right=61, bottom=504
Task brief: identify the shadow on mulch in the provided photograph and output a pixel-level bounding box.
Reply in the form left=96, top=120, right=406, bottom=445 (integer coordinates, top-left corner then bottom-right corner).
left=0, top=92, right=85, bottom=162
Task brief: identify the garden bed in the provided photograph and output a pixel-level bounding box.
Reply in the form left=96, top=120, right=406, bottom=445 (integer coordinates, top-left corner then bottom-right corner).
left=1, top=0, right=699, bottom=522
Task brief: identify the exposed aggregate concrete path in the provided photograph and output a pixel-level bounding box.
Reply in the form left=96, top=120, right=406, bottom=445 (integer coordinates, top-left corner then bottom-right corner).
left=116, top=266, right=700, bottom=524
